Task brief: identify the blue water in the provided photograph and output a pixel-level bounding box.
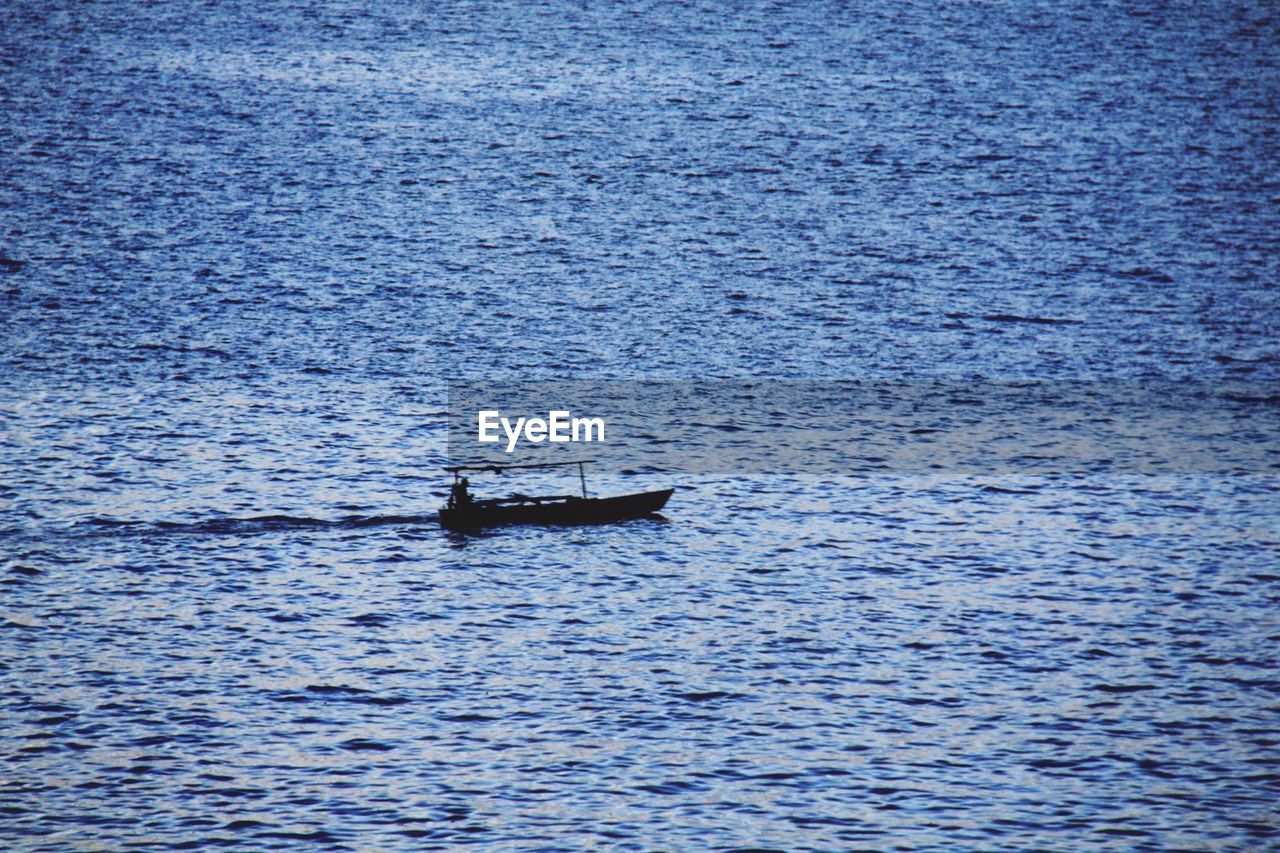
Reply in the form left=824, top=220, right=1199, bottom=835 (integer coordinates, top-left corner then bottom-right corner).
left=3, top=0, right=1279, bottom=848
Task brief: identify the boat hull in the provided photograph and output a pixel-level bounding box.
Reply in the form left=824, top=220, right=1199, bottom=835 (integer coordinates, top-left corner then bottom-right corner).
left=439, top=488, right=673, bottom=530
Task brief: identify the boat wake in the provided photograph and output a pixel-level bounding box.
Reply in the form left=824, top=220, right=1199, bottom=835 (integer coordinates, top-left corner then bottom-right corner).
left=78, top=513, right=438, bottom=538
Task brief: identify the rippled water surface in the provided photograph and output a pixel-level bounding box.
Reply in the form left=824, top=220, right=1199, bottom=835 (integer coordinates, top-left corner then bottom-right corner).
left=3, top=0, right=1279, bottom=848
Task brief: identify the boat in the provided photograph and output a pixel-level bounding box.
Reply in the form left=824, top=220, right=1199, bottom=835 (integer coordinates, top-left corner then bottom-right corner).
left=439, top=459, right=673, bottom=530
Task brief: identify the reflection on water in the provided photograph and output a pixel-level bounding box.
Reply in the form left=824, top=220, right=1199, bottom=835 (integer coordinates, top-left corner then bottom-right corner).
left=5, top=469, right=1278, bottom=848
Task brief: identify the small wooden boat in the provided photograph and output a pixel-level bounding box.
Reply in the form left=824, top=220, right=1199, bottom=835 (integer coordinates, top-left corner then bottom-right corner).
left=439, top=460, right=672, bottom=530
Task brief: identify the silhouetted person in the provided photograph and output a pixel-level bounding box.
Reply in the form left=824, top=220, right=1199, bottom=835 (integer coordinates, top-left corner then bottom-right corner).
left=449, top=477, right=472, bottom=509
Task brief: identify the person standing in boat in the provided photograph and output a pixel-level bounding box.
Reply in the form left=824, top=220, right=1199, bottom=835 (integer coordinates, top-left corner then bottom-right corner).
left=448, top=477, right=472, bottom=509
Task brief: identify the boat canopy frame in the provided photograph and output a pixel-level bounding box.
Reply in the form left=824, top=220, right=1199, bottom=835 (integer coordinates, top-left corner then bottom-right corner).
left=445, top=459, right=596, bottom=499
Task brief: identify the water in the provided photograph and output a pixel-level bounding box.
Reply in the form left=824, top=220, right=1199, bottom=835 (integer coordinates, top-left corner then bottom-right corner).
left=3, top=0, right=1279, bottom=848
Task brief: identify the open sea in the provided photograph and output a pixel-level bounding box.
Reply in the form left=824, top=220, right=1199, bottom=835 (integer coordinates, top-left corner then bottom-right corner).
left=3, top=0, right=1279, bottom=848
